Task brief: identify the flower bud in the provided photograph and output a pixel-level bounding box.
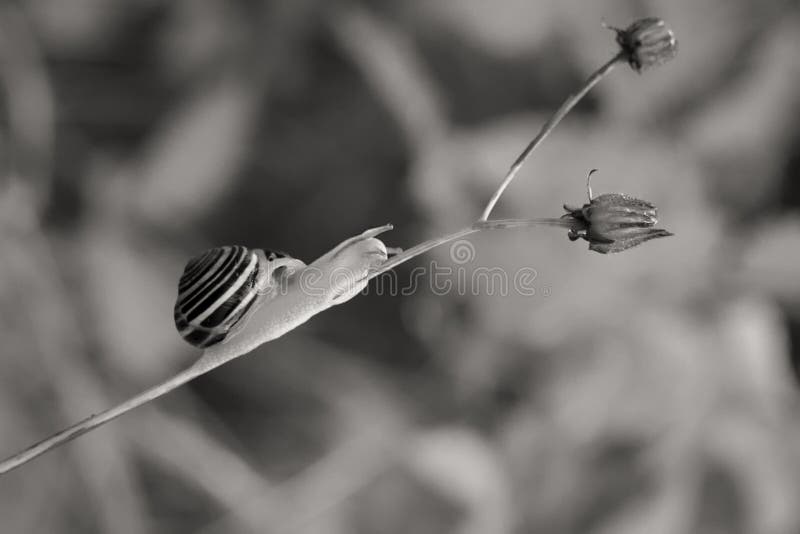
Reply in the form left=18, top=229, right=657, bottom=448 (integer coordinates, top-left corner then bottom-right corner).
left=612, top=17, right=678, bottom=73
left=562, top=192, right=673, bottom=254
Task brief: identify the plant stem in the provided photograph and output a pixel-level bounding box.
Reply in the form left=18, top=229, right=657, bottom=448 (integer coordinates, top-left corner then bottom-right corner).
left=0, top=217, right=578, bottom=476
left=365, top=217, right=580, bottom=281
left=0, top=352, right=229, bottom=475
left=478, top=52, right=625, bottom=222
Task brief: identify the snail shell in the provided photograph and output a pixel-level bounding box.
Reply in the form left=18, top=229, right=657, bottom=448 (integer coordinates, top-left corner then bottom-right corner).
left=174, top=246, right=305, bottom=348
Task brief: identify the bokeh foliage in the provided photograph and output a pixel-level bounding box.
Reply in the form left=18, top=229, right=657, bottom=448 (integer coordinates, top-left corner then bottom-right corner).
left=2, top=1, right=800, bottom=533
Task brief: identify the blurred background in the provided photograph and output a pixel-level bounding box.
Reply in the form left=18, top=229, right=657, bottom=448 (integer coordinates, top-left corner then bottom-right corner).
left=2, top=0, right=800, bottom=532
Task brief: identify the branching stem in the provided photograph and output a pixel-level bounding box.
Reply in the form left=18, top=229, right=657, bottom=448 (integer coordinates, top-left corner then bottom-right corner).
left=0, top=50, right=623, bottom=477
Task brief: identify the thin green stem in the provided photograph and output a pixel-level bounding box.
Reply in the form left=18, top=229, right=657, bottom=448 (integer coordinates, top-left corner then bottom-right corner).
left=478, top=52, right=625, bottom=222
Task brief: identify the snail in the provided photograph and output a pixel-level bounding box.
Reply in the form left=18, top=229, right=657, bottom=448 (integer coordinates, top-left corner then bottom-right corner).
left=175, top=224, right=392, bottom=361
left=0, top=224, right=396, bottom=476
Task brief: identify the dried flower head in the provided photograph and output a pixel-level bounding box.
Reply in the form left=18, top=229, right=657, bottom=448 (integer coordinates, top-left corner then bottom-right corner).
left=562, top=170, right=673, bottom=254
left=610, top=17, right=678, bottom=73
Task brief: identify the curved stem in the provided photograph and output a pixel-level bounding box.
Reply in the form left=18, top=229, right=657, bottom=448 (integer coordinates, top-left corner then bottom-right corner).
left=478, top=52, right=625, bottom=222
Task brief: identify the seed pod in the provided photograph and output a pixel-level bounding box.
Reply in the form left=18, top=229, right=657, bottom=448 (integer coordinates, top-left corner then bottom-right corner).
left=612, top=17, right=678, bottom=73
left=562, top=170, right=673, bottom=254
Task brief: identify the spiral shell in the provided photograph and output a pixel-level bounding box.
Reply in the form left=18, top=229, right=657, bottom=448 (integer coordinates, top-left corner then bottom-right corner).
left=174, top=246, right=302, bottom=348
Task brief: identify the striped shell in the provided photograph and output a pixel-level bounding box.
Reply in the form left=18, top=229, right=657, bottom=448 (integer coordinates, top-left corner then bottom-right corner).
left=174, top=246, right=299, bottom=348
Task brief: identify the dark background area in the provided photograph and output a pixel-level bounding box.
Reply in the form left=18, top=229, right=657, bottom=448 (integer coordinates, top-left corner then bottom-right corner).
left=2, top=1, right=800, bottom=533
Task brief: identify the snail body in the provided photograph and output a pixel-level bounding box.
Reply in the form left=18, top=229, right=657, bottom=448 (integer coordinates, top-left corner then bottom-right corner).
left=174, top=225, right=392, bottom=357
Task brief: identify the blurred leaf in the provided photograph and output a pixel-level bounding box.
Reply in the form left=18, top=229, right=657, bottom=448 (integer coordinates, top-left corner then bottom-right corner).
left=408, top=427, right=512, bottom=534
left=716, top=297, right=794, bottom=415
left=158, top=0, right=246, bottom=82
left=685, top=17, right=800, bottom=211
left=81, top=221, right=189, bottom=380
left=133, top=74, right=259, bottom=227
left=405, top=0, right=622, bottom=56
left=738, top=217, right=800, bottom=305
left=28, top=0, right=141, bottom=54
left=700, top=413, right=800, bottom=534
